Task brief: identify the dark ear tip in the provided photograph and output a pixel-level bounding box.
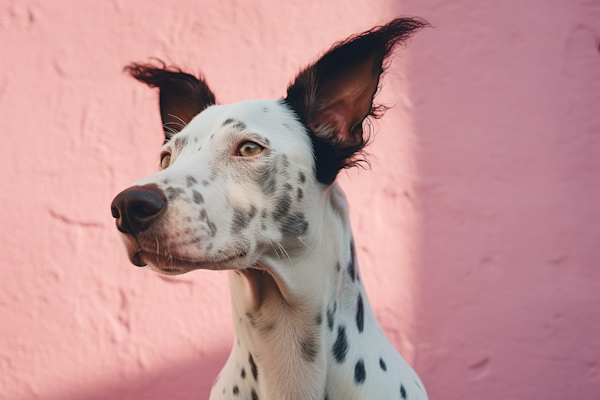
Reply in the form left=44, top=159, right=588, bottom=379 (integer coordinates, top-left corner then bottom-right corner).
left=377, top=17, right=431, bottom=50
left=123, top=60, right=173, bottom=87
left=123, top=58, right=167, bottom=73
left=384, top=17, right=432, bottom=33
left=390, top=16, right=431, bottom=28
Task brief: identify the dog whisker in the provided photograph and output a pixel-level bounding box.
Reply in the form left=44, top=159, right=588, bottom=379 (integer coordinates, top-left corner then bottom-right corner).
left=270, top=244, right=282, bottom=261
left=296, top=237, right=319, bottom=258
left=163, top=125, right=179, bottom=136
left=167, top=113, right=189, bottom=128
left=164, top=122, right=186, bottom=131
left=276, top=241, right=294, bottom=269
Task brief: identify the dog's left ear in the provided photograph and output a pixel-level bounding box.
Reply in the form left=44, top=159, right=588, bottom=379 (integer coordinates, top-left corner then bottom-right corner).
left=284, top=18, right=428, bottom=184
left=125, top=61, right=216, bottom=142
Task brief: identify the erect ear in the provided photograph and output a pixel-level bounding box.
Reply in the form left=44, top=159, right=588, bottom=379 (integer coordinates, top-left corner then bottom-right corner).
left=284, top=18, right=428, bottom=184
left=125, top=61, right=216, bottom=142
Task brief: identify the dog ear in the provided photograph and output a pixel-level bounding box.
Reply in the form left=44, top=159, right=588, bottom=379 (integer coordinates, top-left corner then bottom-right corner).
left=125, top=61, right=216, bottom=142
left=284, top=18, right=428, bottom=184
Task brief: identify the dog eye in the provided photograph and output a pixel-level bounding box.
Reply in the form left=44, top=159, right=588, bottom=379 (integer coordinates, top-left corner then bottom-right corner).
left=237, top=141, right=264, bottom=157
left=160, top=153, right=171, bottom=169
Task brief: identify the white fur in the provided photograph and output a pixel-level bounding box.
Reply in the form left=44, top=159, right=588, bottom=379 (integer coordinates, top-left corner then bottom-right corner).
left=117, top=98, right=427, bottom=399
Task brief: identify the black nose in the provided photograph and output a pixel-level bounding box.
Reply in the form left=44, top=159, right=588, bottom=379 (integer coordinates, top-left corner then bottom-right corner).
left=111, top=184, right=166, bottom=235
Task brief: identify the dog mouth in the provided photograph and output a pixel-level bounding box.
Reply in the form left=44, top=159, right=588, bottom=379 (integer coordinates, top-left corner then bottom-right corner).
left=129, top=249, right=247, bottom=274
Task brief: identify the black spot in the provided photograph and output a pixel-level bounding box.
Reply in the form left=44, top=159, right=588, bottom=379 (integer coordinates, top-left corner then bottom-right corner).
left=248, top=205, right=257, bottom=220
left=186, top=175, right=198, bottom=187
left=379, top=358, right=387, bottom=371
left=202, top=179, right=210, bottom=186
left=326, top=303, right=335, bottom=331
left=249, top=353, right=258, bottom=381
left=297, top=187, right=303, bottom=201
left=400, top=384, right=407, bottom=399
left=280, top=213, right=308, bottom=236
left=165, top=186, right=185, bottom=201
left=336, top=263, right=340, bottom=271
left=298, top=171, right=306, bottom=184
left=192, top=190, right=204, bottom=204
left=251, top=389, right=259, bottom=400
left=207, top=219, right=217, bottom=237
left=263, top=107, right=268, bottom=112
left=281, top=154, right=289, bottom=168
left=233, top=385, right=239, bottom=395
left=315, top=312, right=322, bottom=326
left=347, top=239, right=356, bottom=281
left=174, top=136, right=188, bottom=149
left=241, top=368, right=246, bottom=379
left=272, top=194, right=292, bottom=220
left=354, top=359, right=366, bottom=384
left=193, top=137, right=198, bottom=143
left=246, top=312, right=256, bottom=328
left=301, top=336, right=317, bottom=362
left=263, top=322, right=275, bottom=331
left=237, top=245, right=249, bottom=258
left=256, top=165, right=277, bottom=195
left=222, top=118, right=235, bottom=126
left=199, top=209, right=207, bottom=221
left=332, top=326, right=348, bottom=363
left=284, top=183, right=293, bottom=192
left=233, top=121, right=247, bottom=130
left=233, top=209, right=248, bottom=231
left=246, top=311, right=274, bottom=333
left=356, top=294, right=364, bottom=333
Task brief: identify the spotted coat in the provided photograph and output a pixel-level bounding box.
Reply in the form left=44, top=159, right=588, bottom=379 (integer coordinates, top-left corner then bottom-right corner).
left=111, top=18, right=429, bottom=400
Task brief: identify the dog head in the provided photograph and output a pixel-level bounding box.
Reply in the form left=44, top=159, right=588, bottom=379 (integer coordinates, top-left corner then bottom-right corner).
left=111, top=18, right=427, bottom=275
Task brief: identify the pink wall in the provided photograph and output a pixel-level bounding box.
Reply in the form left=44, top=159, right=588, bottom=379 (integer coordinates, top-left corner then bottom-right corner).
left=405, top=1, right=600, bottom=398
left=1, top=1, right=599, bottom=399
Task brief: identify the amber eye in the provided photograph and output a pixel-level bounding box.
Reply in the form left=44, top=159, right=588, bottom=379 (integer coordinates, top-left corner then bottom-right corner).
left=237, top=141, right=264, bottom=157
left=160, top=153, right=171, bottom=169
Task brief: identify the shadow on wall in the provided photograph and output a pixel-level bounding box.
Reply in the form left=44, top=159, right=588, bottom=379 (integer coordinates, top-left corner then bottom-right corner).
left=45, top=350, right=229, bottom=400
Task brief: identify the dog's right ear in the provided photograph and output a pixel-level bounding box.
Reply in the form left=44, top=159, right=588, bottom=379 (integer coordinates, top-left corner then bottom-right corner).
left=125, top=62, right=216, bottom=142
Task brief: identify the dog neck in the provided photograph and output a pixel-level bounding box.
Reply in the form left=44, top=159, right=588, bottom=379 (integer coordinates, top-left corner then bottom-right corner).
left=224, top=183, right=367, bottom=399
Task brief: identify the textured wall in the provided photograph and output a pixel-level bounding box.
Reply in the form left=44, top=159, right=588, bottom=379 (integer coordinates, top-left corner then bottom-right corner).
left=0, top=0, right=599, bottom=399
left=405, top=1, right=600, bottom=398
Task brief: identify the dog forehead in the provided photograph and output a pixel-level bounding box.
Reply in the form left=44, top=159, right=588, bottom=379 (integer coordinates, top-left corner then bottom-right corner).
left=187, top=99, right=313, bottom=154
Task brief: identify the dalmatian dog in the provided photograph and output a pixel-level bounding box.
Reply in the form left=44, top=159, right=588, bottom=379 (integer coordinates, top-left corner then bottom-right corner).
left=111, top=18, right=428, bottom=400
